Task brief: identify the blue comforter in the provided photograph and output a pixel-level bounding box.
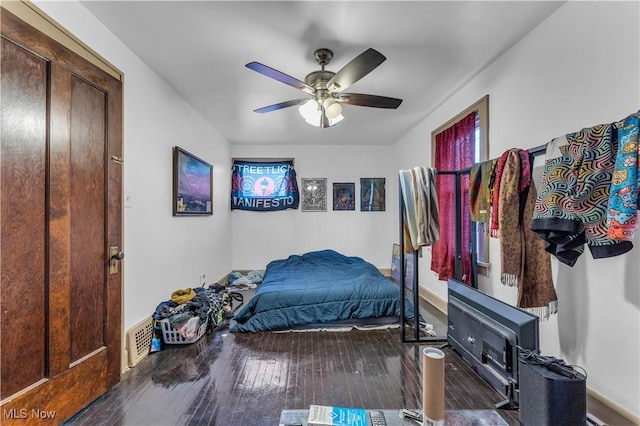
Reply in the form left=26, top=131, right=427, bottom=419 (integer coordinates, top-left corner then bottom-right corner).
left=229, top=249, right=418, bottom=332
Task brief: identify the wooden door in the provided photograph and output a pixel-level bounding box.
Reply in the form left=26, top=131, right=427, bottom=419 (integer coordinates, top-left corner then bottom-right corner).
left=1, top=8, right=122, bottom=424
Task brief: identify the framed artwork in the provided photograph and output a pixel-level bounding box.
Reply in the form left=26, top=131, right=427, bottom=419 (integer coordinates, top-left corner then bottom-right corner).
left=173, top=146, right=213, bottom=216
left=333, top=182, right=355, bottom=211
left=360, top=177, right=385, bottom=211
left=301, top=178, right=327, bottom=212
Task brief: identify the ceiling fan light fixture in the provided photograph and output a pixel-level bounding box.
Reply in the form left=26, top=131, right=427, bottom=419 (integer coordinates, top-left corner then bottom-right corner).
left=327, top=113, right=344, bottom=127
left=299, top=98, right=344, bottom=128
left=323, top=98, right=343, bottom=119
left=299, top=99, right=321, bottom=126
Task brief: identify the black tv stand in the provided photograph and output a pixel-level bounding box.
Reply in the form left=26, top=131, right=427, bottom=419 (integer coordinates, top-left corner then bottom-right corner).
left=446, top=279, right=540, bottom=410
left=495, top=392, right=519, bottom=410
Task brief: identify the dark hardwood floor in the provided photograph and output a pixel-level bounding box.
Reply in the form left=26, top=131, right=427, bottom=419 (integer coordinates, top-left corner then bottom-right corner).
left=64, top=292, right=633, bottom=426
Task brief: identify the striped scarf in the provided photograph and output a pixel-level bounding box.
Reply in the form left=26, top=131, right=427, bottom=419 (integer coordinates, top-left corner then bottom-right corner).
left=399, top=167, right=440, bottom=251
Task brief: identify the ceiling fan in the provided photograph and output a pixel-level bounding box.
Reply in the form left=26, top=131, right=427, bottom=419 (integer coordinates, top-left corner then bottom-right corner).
left=246, top=48, right=403, bottom=128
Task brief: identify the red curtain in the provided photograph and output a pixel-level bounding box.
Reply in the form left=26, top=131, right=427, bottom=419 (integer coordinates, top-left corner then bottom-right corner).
left=431, top=112, right=476, bottom=285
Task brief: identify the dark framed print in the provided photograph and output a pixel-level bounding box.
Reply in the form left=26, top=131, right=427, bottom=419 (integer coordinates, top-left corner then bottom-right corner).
left=173, top=146, right=213, bottom=216
left=360, top=177, right=385, bottom=211
left=301, top=178, right=327, bottom=212
left=333, top=182, right=355, bottom=211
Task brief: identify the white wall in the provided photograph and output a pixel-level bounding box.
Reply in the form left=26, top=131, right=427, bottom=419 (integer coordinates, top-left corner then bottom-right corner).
left=230, top=145, right=397, bottom=269
left=395, top=1, right=640, bottom=419
left=34, top=1, right=233, bottom=334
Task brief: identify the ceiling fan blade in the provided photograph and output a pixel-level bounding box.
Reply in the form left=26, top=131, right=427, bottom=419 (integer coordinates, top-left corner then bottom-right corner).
left=326, top=48, right=386, bottom=93
left=246, top=62, right=314, bottom=94
left=336, top=93, right=403, bottom=109
left=253, top=98, right=309, bottom=113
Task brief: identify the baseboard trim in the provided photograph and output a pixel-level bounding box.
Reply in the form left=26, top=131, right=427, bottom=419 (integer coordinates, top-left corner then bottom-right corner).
left=418, top=285, right=447, bottom=315
left=587, top=388, right=639, bottom=425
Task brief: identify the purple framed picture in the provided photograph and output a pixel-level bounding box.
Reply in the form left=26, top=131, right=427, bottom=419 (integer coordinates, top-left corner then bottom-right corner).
left=173, top=146, right=213, bottom=216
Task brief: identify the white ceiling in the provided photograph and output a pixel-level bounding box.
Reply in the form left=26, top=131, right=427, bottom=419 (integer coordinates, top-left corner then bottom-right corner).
left=81, top=1, right=564, bottom=146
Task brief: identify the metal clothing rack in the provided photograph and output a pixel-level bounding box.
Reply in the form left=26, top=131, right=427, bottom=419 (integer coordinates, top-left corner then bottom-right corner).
left=398, top=171, right=447, bottom=343
left=398, top=144, right=547, bottom=343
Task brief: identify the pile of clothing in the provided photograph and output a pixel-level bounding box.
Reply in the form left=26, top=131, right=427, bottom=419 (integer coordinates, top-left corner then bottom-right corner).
left=153, top=287, right=224, bottom=340
left=227, top=270, right=264, bottom=290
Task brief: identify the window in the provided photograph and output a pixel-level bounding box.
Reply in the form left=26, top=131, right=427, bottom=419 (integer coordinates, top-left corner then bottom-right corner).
left=430, top=96, right=490, bottom=284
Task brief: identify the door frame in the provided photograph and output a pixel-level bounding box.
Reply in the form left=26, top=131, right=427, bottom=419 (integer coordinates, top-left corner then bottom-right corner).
left=1, top=0, right=125, bottom=411
left=2, top=1, right=122, bottom=81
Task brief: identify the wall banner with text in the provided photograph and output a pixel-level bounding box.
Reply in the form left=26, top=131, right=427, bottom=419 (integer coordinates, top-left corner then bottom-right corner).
left=231, top=160, right=299, bottom=211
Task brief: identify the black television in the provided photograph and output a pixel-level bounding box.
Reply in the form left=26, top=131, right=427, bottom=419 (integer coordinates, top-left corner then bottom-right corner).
left=447, top=278, right=539, bottom=408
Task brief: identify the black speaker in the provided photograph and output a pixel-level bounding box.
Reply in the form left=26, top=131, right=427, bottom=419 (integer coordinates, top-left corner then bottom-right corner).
left=518, top=359, right=587, bottom=425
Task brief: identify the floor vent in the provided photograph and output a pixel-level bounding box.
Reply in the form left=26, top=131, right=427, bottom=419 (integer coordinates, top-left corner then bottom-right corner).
left=126, top=316, right=154, bottom=367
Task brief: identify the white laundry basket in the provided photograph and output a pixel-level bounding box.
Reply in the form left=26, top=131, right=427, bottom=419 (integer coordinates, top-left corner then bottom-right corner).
left=158, top=316, right=208, bottom=345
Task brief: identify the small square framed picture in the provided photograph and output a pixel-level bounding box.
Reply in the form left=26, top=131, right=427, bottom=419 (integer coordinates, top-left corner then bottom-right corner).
left=360, top=177, right=385, bottom=211
left=301, top=178, right=327, bottom=212
left=333, top=182, right=355, bottom=211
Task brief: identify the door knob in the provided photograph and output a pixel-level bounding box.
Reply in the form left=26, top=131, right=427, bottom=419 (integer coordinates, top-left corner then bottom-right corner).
left=112, top=251, right=124, bottom=260
left=109, top=247, right=124, bottom=274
